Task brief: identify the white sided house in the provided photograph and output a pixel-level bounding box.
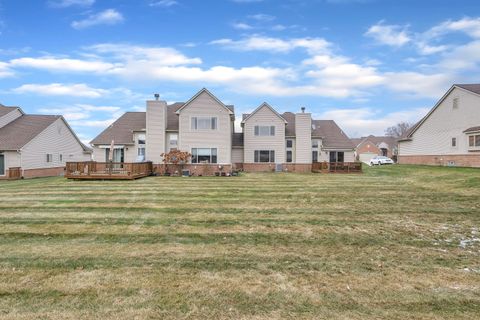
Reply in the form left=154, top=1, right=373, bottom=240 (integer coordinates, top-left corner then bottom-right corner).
left=90, top=88, right=355, bottom=175
left=398, top=84, right=480, bottom=167
left=0, top=104, right=92, bottom=179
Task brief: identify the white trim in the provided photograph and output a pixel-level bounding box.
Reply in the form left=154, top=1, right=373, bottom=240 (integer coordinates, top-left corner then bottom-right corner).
left=241, top=102, right=287, bottom=124
left=98, top=145, right=125, bottom=149
left=176, top=88, right=233, bottom=114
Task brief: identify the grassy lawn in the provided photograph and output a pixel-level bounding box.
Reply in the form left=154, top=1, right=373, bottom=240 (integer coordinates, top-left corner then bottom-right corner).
left=0, top=165, right=479, bottom=319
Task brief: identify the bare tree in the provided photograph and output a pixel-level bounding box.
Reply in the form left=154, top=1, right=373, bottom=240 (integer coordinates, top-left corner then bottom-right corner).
left=385, top=122, right=413, bottom=138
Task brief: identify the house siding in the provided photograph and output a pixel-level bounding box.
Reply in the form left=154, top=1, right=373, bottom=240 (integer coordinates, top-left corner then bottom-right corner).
left=178, top=91, right=232, bottom=164
left=21, top=118, right=90, bottom=171
left=244, top=105, right=285, bottom=164
left=146, top=100, right=167, bottom=164
left=399, top=87, right=480, bottom=157
left=295, top=113, right=312, bottom=163
left=0, top=108, right=22, bottom=128
left=0, top=151, right=21, bottom=179
left=232, top=148, right=244, bottom=163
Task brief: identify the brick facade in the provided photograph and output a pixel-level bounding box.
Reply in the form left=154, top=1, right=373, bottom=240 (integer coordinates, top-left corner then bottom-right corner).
left=398, top=154, right=480, bottom=167
left=153, top=164, right=233, bottom=176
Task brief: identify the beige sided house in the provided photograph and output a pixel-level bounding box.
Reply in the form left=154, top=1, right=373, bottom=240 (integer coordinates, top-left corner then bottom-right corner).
left=398, top=84, right=480, bottom=167
left=351, top=135, right=398, bottom=163
left=90, top=88, right=355, bottom=174
left=0, top=104, right=92, bottom=179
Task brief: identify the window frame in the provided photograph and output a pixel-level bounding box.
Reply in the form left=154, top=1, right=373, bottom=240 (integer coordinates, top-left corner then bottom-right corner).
left=191, top=148, right=218, bottom=164
left=137, top=133, right=146, bottom=145
left=468, top=134, right=480, bottom=148
left=46, top=154, right=53, bottom=163
left=254, top=150, right=275, bottom=163
left=191, top=117, right=218, bottom=130
left=451, top=137, right=457, bottom=147
left=254, top=125, right=275, bottom=137
left=286, top=150, right=293, bottom=163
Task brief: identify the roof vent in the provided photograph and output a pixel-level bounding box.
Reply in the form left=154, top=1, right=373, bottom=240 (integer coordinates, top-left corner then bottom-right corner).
left=301, top=107, right=306, bottom=113
left=154, top=93, right=160, bottom=101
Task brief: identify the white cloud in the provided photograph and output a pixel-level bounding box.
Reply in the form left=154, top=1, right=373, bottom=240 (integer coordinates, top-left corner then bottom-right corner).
left=231, top=22, right=254, bottom=30
left=365, top=22, right=411, bottom=47
left=10, top=56, right=116, bottom=73
left=315, top=107, right=429, bottom=137
left=88, top=43, right=202, bottom=65
left=39, top=104, right=121, bottom=121
left=426, top=17, right=480, bottom=39
left=48, top=0, right=94, bottom=8
left=149, top=0, right=178, bottom=7
left=0, top=62, right=14, bottom=77
left=71, top=9, right=124, bottom=29
left=211, top=35, right=330, bottom=54
left=383, top=72, right=451, bottom=98
left=248, top=13, right=275, bottom=21
left=12, top=83, right=108, bottom=98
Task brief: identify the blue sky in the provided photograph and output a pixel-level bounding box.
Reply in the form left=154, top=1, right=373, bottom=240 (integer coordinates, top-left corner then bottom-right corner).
left=1, top=0, right=480, bottom=143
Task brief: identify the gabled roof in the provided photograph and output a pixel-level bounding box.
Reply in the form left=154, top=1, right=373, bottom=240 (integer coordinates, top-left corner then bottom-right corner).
left=312, top=120, right=354, bottom=149
left=0, top=105, right=22, bottom=118
left=351, top=135, right=397, bottom=148
left=241, top=102, right=287, bottom=124
left=175, top=88, right=233, bottom=114
left=401, top=84, right=480, bottom=140
left=90, top=112, right=146, bottom=145
left=281, top=112, right=296, bottom=136
left=0, top=115, right=60, bottom=150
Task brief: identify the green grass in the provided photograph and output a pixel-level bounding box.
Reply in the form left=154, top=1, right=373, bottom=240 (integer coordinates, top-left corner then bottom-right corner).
left=0, top=165, right=479, bottom=319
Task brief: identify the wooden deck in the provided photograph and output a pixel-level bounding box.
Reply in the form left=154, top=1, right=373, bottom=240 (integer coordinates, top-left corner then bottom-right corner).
left=65, top=161, right=153, bottom=180
left=312, top=162, right=362, bottom=173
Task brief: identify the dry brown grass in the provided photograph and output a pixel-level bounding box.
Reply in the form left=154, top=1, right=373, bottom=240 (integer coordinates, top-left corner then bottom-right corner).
left=0, top=165, right=479, bottom=319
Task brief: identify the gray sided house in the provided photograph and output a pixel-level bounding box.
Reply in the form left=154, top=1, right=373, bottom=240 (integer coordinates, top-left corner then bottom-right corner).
left=0, top=104, right=91, bottom=179
left=90, top=88, right=355, bottom=174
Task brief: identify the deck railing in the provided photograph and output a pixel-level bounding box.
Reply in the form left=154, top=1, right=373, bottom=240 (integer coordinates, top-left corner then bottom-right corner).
left=65, top=161, right=153, bottom=180
left=312, top=162, right=362, bottom=173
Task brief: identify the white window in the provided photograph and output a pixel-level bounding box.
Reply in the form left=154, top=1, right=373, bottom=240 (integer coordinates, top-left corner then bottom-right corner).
left=59, top=154, right=63, bottom=162
left=312, top=140, right=319, bottom=148
left=254, top=125, right=275, bottom=136
left=138, top=134, right=146, bottom=145
left=191, top=148, right=217, bottom=163
left=451, top=137, right=457, bottom=147
left=286, top=139, right=293, bottom=148
left=191, top=117, right=217, bottom=130
left=169, top=134, right=178, bottom=148
left=469, top=134, right=480, bottom=148
left=138, top=147, right=145, bottom=156
left=46, top=154, right=53, bottom=162
left=254, top=150, right=275, bottom=163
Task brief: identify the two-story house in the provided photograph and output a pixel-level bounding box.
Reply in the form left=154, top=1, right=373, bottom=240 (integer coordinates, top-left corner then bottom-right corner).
left=90, top=88, right=355, bottom=174
left=0, top=104, right=91, bottom=179
left=398, top=84, right=480, bottom=167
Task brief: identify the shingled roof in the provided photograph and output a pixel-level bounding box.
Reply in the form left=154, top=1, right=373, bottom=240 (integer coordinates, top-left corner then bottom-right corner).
left=455, top=84, right=480, bottom=95
left=90, top=112, right=146, bottom=145
left=351, top=135, right=398, bottom=148
left=312, top=120, right=354, bottom=149
left=0, top=105, right=19, bottom=117
left=0, top=115, right=61, bottom=150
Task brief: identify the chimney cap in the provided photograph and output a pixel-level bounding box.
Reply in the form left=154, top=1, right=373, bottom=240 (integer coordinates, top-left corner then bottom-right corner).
left=154, top=93, right=160, bottom=100
left=301, top=107, right=306, bottom=113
